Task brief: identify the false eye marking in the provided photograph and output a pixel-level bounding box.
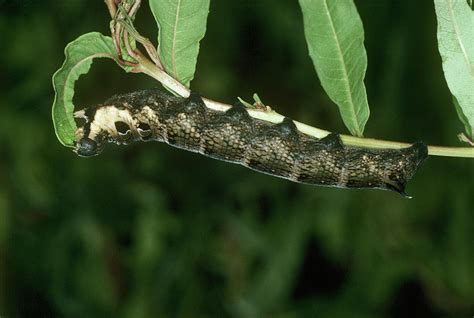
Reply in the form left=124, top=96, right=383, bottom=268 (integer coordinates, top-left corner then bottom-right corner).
left=137, top=122, right=152, bottom=140
left=85, top=106, right=133, bottom=139
left=115, top=121, right=131, bottom=135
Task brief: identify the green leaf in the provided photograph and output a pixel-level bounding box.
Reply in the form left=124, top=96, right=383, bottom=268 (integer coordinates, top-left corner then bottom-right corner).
left=434, top=0, right=474, bottom=139
left=299, top=0, right=370, bottom=137
left=149, top=0, right=210, bottom=87
left=52, top=32, right=125, bottom=147
left=453, top=96, right=474, bottom=138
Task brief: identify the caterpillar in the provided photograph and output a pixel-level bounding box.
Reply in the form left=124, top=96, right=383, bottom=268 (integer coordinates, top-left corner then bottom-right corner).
left=74, top=89, right=427, bottom=196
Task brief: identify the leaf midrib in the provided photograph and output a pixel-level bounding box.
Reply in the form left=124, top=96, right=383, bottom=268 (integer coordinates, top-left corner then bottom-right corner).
left=171, top=0, right=182, bottom=78
left=446, top=0, right=473, bottom=74
left=322, top=0, right=362, bottom=136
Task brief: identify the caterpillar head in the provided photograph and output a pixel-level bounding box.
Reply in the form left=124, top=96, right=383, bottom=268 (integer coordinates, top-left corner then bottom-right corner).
left=73, top=104, right=152, bottom=157
left=72, top=90, right=174, bottom=157
left=75, top=136, right=100, bottom=157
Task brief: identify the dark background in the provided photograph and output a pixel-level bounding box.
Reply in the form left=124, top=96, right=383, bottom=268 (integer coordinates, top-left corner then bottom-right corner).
left=1, top=0, right=473, bottom=317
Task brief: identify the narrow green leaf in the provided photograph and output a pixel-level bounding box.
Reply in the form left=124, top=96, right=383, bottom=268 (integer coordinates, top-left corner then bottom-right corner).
left=149, top=0, right=210, bottom=87
left=299, top=0, right=370, bottom=137
left=434, top=0, right=474, bottom=139
left=52, top=32, right=125, bottom=147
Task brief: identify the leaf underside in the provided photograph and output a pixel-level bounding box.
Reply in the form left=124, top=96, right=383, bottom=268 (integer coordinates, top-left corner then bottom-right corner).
left=52, top=32, right=125, bottom=146
left=150, top=0, right=210, bottom=87
left=434, top=0, right=474, bottom=139
left=299, top=0, right=370, bottom=137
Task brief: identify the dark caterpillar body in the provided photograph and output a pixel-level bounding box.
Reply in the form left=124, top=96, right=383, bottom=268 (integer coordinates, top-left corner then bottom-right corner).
left=74, top=89, right=428, bottom=196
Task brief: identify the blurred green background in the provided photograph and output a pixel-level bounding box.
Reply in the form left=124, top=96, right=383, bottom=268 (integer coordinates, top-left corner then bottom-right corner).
left=1, top=0, right=473, bottom=317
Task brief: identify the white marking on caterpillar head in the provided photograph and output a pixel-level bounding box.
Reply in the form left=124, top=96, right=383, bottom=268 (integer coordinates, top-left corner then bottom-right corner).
left=89, top=105, right=134, bottom=139
left=75, top=127, right=85, bottom=140
left=73, top=109, right=87, bottom=119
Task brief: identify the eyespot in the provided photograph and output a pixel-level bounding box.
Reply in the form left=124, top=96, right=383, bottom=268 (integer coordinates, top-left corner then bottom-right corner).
left=115, top=121, right=130, bottom=135
left=137, top=122, right=152, bottom=140
left=75, top=138, right=98, bottom=157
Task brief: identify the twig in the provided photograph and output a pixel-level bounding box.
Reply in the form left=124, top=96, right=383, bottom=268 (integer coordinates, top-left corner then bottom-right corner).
left=107, top=0, right=474, bottom=159
left=116, top=6, right=164, bottom=69
left=135, top=51, right=474, bottom=158
left=113, top=22, right=123, bottom=58
left=104, top=0, right=117, bottom=17
left=123, top=31, right=140, bottom=60
left=128, top=0, right=141, bottom=17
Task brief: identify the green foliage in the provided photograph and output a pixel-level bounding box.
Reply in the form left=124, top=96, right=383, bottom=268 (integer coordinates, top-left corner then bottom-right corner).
left=453, top=96, right=472, bottom=139
left=150, top=0, right=210, bottom=87
left=299, top=0, right=370, bottom=136
left=434, top=0, right=474, bottom=139
left=2, top=0, right=472, bottom=317
left=52, top=32, right=126, bottom=146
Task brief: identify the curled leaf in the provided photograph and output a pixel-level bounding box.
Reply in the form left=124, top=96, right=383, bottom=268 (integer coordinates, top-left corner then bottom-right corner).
left=52, top=32, right=126, bottom=146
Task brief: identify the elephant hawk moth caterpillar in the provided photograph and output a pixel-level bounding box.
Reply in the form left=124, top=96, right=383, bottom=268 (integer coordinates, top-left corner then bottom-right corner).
left=74, top=89, right=427, bottom=196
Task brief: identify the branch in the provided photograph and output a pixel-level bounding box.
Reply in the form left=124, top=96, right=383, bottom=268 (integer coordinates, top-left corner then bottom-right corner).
left=106, top=1, right=474, bottom=159
left=104, top=0, right=117, bottom=18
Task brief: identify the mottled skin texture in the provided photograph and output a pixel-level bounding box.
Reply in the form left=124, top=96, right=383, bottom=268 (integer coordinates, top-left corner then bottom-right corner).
left=74, top=89, right=428, bottom=195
